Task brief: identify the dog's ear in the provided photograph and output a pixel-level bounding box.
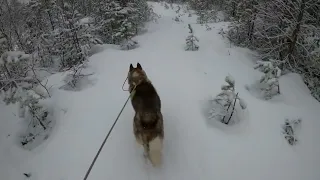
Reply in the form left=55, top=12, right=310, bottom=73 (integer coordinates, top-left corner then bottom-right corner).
left=129, top=64, right=134, bottom=71
left=137, top=63, right=142, bottom=70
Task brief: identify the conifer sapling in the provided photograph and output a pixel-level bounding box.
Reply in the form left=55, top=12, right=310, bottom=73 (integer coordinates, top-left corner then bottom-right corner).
left=282, top=118, right=302, bottom=146
left=164, top=3, right=169, bottom=9
left=174, top=16, right=181, bottom=22
left=185, top=24, right=199, bottom=51
left=254, top=60, right=281, bottom=100
left=0, top=51, right=53, bottom=147
left=208, top=75, right=247, bottom=124
left=205, top=24, right=212, bottom=31
left=120, top=39, right=139, bottom=50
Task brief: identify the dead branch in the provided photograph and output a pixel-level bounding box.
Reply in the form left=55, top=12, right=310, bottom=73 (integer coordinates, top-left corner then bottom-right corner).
left=30, top=55, right=51, bottom=98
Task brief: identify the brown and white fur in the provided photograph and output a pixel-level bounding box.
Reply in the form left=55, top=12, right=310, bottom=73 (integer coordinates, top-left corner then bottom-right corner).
left=127, top=63, right=164, bottom=167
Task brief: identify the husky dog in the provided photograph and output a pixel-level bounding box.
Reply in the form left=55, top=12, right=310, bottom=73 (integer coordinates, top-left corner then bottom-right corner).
left=127, top=63, right=164, bottom=167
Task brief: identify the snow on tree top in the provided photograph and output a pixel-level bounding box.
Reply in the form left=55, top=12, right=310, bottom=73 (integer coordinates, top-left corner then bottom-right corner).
left=254, top=60, right=272, bottom=69
left=79, top=17, right=93, bottom=25
left=118, top=8, right=129, bottom=14
left=238, top=97, right=247, bottom=109
left=0, top=51, right=30, bottom=65
left=0, top=37, right=7, bottom=43
left=275, top=67, right=281, bottom=78
left=225, top=75, right=235, bottom=86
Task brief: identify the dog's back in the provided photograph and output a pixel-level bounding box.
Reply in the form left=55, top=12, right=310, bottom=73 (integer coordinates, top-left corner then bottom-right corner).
left=132, top=81, right=161, bottom=113
left=132, top=80, right=163, bottom=139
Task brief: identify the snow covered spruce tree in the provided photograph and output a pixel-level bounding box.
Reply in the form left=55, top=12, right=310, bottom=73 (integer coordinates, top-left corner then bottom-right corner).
left=196, top=10, right=215, bottom=24
left=227, top=0, right=259, bottom=46
left=205, top=24, right=212, bottom=31
left=0, top=52, right=53, bottom=148
left=39, top=1, right=93, bottom=70
left=164, top=2, right=169, bottom=9
left=188, top=0, right=218, bottom=24
left=0, top=31, right=11, bottom=56
left=91, top=0, right=152, bottom=45
left=120, top=39, right=139, bottom=50
left=21, top=0, right=52, bottom=55
left=254, top=60, right=282, bottom=100
left=0, top=0, right=27, bottom=52
left=282, top=118, right=302, bottom=146
left=208, top=75, right=247, bottom=125
left=185, top=24, right=199, bottom=51
left=0, top=51, right=32, bottom=105
left=6, top=0, right=99, bottom=70
left=188, top=0, right=213, bottom=11
left=19, top=90, right=52, bottom=148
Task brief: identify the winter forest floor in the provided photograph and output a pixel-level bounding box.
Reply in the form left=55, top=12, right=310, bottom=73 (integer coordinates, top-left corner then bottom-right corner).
left=1, top=2, right=320, bottom=180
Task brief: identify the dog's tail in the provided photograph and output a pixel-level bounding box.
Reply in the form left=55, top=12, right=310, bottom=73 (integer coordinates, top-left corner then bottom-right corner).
left=148, top=136, right=163, bottom=166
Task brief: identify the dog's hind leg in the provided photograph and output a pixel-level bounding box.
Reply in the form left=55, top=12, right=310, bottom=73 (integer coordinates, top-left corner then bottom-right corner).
left=148, top=136, right=163, bottom=167
left=142, top=143, right=149, bottom=159
left=135, top=135, right=143, bottom=146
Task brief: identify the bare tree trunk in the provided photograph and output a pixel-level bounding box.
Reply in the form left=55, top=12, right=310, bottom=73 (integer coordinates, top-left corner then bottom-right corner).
left=248, top=13, right=256, bottom=41
left=287, top=0, right=306, bottom=64
left=229, top=0, right=237, bottom=18
left=47, top=11, right=55, bottom=30
left=4, top=0, right=25, bottom=51
left=226, top=92, right=239, bottom=125
left=0, top=6, right=13, bottom=51
left=0, top=26, right=12, bottom=51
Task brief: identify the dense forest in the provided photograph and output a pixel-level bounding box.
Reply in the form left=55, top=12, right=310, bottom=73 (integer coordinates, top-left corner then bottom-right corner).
left=0, top=0, right=156, bottom=145
left=188, top=0, right=320, bottom=101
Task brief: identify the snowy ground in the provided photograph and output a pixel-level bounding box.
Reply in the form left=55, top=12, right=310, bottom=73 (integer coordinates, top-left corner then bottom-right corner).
left=1, top=2, right=320, bottom=180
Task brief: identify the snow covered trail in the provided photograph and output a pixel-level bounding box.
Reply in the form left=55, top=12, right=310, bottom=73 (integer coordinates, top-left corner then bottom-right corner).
left=1, top=2, right=320, bottom=180
left=85, top=8, right=217, bottom=180
left=83, top=3, right=320, bottom=180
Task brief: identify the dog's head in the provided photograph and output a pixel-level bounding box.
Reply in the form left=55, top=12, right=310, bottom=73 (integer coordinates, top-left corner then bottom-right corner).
left=128, top=63, right=149, bottom=86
